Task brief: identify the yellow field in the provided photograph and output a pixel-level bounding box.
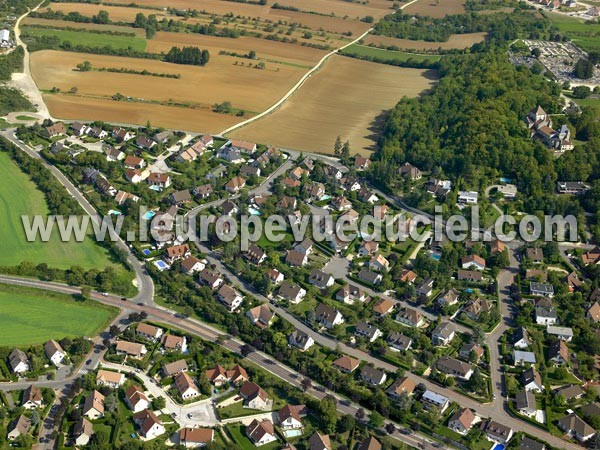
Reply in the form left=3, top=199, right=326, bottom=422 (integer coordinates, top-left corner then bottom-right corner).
left=22, top=17, right=147, bottom=36
left=363, top=32, right=488, bottom=50
left=108, top=0, right=374, bottom=36
left=147, top=31, right=327, bottom=66
left=30, top=49, right=313, bottom=131
left=229, top=56, right=437, bottom=155
left=402, top=0, right=467, bottom=17
left=43, top=94, right=241, bottom=131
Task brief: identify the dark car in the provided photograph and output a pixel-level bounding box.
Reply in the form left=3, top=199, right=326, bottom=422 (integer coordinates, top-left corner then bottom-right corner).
left=121, top=297, right=127, bottom=301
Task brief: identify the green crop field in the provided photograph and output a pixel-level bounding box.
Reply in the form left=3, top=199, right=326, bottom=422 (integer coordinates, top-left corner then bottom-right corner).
left=546, top=12, right=600, bottom=51
left=340, top=44, right=442, bottom=63
left=21, top=26, right=147, bottom=51
left=0, top=151, right=120, bottom=269
left=0, top=284, right=116, bottom=346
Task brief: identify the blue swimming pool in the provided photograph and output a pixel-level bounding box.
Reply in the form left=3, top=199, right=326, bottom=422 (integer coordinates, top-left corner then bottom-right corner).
left=108, top=209, right=122, bottom=215
left=142, top=249, right=151, bottom=256
left=154, top=260, right=168, bottom=270
left=492, top=444, right=505, bottom=450
left=143, top=211, right=156, bottom=220
left=465, top=288, right=473, bottom=293
left=499, top=177, right=513, bottom=183
left=283, top=429, right=302, bottom=438
left=430, top=252, right=441, bottom=261
left=248, top=207, right=261, bottom=216
left=149, top=185, right=162, bottom=192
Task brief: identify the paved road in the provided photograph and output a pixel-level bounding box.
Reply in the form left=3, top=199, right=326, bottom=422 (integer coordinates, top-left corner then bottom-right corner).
left=0, top=129, right=155, bottom=304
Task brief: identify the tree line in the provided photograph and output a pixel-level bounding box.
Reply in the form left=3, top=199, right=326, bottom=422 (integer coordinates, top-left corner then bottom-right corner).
left=164, top=46, right=210, bottom=66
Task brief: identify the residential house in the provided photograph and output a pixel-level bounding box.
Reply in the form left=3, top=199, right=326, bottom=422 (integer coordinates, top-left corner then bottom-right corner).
left=290, top=166, right=309, bottom=181
left=278, top=405, right=306, bottom=430
left=133, top=409, right=166, bottom=440
left=126, top=169, right=143, bottom=183
left=286, top=250, right=308, bottom=267
left=548, top=340, right=569, bottom=365
left=73, top=418, right=94, bottom=446
left=170, top=189, right=192, bottom=206
left=555, top=384, right=585, bottom=402
left=458, top=191, right=479, bottom=204
left=217, top=285, right=243, bottom=312
left=207, top=164, right=227, bottom=180
left=398, top=162, right=422, bottom=180
left=448, top=408, right=476, bottom=435
left=7, top=415, right=30, bottom=441
left=491, top=239, right=506, bottom=254
left=135, top=135, right=156, bottom=150
left=315, top=304, right=344, bottom=329
left=535, top=306, right=557, bottom=325
left=178, top=427, right=214, bottom=448
left=115, top=190, right=139, bottom=206
left=116, top=341, right=147, bottom=359
left=163, top=359, right=188, bottom=378
left=387, top=332, right=412, bottom=352
left=193, top=184, right=213, bottom=199
left=162, top=334, right=188, bottom=353
left=96, top=370, right=125, bottom=388
left=422, top=390, right=450, bottom=413
left=373, top=298, right=395, bottom=317
left=461, top=254, right=486, bottom=271
left=277, top=281, right=306, bottom=304
left=515, top=390, right=537, bottom=417
left=566, top=272, right=583, bottom=292
left=358, top=268, right=383, bottom=285
left=530, top=282, right=554, bottom=297
left=436, top=356, right=473, bottom=380
left=513, top=327, right=532, bottom=349
left=484, top=421, right=513, bottom=444
left=8, top=348, right=29, bottom=374
left=175, top=372, right=200, bottom=400
left=526, top=248, right=544, bottom=264
left=124, top=155, right=146, bottom=169
left=83, top=390, right=105, bottom=419
left=438, top=288, right=460, bottom=306
left=498, top=184, right=517, bottom=199
left=104, top=145, right=124, bottom=162
left=153, top=130, right=173, bottom=144
left=463, top=297, right=492, bottom=320
left=458, top=270, right=483, bottom=281
left=308, top=432, right=331, bottom=450
left=205, top=365, right=229, bottom=387
left=332, top=196, right=352, bottom=211
left=397, top=269, right=417, bottom=284
left=246, top=419, right=278, bottom=446
left=309, top=182, right=326, bottom=201
left=309, top=270, right=334, bottom=289
left=336, top=284, right=367, bottom=304
left=459, top=343, right=484, bottom=362
left=180, top=256, right=205, bottom=275
left=587, top=302, right=600, bottom=322
left=396, top=307, right=425, bottom=328
left=432, top=322, right=456, bottom=346
left=354, top=156, right=371, bottom=170
left=355, top=322, right=382, bottom=343
left=360, top=365, right=387, bottom=386
left=240, top=165, right=261, bottom=178
left=358, top=240, right=379, bottom=256
left=244, top=244, right=266, bottom=265
left=519, top=437, right=546, bottom=450
left=514, top=350, right=536, bottom=366
left=71, top=122, right=88, bottom=136
left=225, top=176, right=246, bottom=193
left=147, top=172, right=171, bottom=188
left=240, top=382, right=272, bottom=410
left=557, top=414, right=595, bottom=442
left=333, top=355, right=360, bottom=374
left=21, top=386, right=42, bottom=410
left=45, top=340, right=66, bottom=366
left=227, top=365, right=249, bottom=385
left=546, top=326, right=573, bottom=342
left=229, top=139, right=256, bottom=154
left=112, top=127, right=134, bottom=142
left=582, top=247, right=600, bottom=266
left=386, top=377, right=416, bottom=400
left=417, top=278, right=434, bottom=297
left=359, top=189, right=379, bottom=203
left=125, top=385, right=150, bottom=413
left=136, top=323, right=164, bottom=341
left=43, top=122, right=66, bottom=138
left=288, top=330, right=315, bottom=351
left=369, top=254, right=390, bottom=272
left=198, top=269, right=223, bottom=290
left=246, top=304, right=274, bottom=328
left=522, top=367, right=544, bottom=392
left=267, top=269, right=284, bottom=285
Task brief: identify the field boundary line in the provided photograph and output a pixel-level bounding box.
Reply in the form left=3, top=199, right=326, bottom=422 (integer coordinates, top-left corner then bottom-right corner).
left=219, top=0, right=421, bottom=136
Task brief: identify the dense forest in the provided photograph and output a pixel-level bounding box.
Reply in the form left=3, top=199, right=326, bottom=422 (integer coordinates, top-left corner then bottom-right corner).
left=369, top=50, right=600, bottom=222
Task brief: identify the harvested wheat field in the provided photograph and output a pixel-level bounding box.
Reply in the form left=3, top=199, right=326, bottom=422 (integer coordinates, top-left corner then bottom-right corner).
left=22, top=17, right=146, bottom=36
left=42, top=3, right=168, bottom=22
left=147, top=31, right=327, bottom=67
left=31, top=50, right=308, bottom=113
left=109, top=0, right=374, bottom=35
left=364, top=32, right=487, bottom=50
left=273, top=0, right=390, bottom=19
left=402, top=0, right=467, bottom=17
left=44, top=95, right=241, bottom=132
left=229, top=56, right=437, bottom=155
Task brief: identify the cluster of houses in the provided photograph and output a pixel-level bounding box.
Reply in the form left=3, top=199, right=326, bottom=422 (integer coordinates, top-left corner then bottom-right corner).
left=6, top=339, right=68, bottom=377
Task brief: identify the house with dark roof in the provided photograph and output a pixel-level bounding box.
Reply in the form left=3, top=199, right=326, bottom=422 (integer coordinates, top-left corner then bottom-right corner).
left=360, top=366, right=387, bottom=386
left=522, top=367, right=544, bottom=392
left=436, top=356, right=474, bottom=380
left=484, top=420, right=513, bottom=444
left=387, top=332, right=412, bottom=352
left=288, top=329, right=315, bottom=351
left=315, top=304, right=344, bottom=329
left=515, top=390, right=537, bottom=417
left=557, top=414, right=595, bottom=442
left=431, top=322, right=455, bottom=346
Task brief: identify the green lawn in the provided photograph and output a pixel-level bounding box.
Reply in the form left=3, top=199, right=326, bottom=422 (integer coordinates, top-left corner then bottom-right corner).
left=15, top=115, right=37, bottom=121
left=341, top=44, right=442, bottom=63
left=0, top=284, right=116, bottom=346
left=0, top=151, right=120, bottom=269
left=546, top=12, right=600, bottom=51
left=21, top=26, right=147, bottom=52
